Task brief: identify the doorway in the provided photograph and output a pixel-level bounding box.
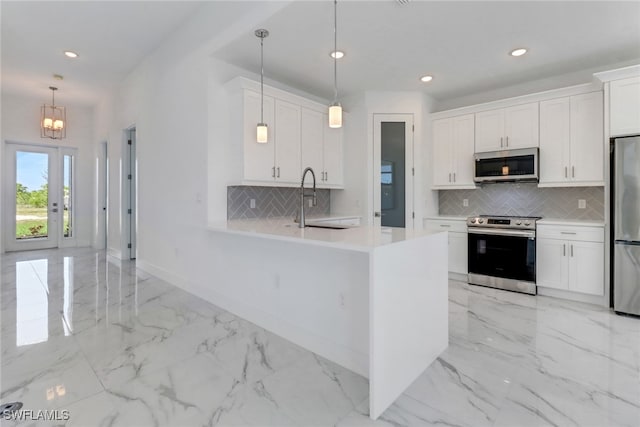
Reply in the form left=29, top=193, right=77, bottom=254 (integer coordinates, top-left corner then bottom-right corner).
left=373, top=114, right=414, bottom=229
left=4, top=143, right=76, bottom=252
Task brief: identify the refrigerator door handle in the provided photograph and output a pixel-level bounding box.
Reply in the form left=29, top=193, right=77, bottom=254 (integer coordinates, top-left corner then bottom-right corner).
left=615, top=240, right=640, bottom=246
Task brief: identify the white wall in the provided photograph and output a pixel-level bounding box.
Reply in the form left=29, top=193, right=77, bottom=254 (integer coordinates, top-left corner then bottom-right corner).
left=331, top=91, right=438, bottom=225
left=1, top=92, right=95, bottom=250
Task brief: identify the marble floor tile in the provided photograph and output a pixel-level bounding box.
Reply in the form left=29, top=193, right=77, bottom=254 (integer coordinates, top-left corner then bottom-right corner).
left=2, top=248, right=639, bottom=427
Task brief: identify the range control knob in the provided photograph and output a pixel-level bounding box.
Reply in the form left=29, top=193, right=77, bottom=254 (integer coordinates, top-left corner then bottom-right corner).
left=478, top=218, right=485, bottom=224
left=470, top=218, right=476, bottom=224
left=524, top=221, right=531, bottom=226
left=515, top=220, right=522, bottom=226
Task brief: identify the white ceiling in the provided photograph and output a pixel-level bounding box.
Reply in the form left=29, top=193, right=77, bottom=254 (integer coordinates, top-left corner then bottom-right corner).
left=1, top=1, right=204, bottom=106
left=213, top=1, right=640, bottom=107
left=2, top=1, right=640, bottom=109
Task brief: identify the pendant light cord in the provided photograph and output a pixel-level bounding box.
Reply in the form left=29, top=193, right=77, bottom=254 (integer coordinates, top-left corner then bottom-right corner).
left=260, top=35, right=264, bottom=123
left=333, top=0, right=338, bottom=104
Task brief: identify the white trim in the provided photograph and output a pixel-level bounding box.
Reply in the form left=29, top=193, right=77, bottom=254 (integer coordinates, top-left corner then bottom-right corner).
left=430, top=82, right=602, bottom=119
left=594, top=64, right=640, bottom=83
left=537, top=286, right=607, bottom=307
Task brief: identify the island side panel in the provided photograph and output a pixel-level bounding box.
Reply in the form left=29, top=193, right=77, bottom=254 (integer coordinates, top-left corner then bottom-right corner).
left=368, top=231, right=449, bottom=419
left=204, top=231, right=370, bottom=377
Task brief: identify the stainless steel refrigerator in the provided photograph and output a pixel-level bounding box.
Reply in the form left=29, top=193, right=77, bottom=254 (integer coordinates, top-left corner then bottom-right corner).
left=612, top=136, right=640, bottom=316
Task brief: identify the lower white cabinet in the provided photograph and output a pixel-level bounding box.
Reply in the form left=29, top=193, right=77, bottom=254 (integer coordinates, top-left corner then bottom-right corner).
left=537, top=224, right=604, bottom=296
left=425, top=218, right=467, bottom=275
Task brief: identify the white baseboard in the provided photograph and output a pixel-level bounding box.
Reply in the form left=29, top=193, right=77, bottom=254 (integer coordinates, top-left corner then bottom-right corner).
left=449, top=272, right=468, bottom=283
left=537, top=286, right=607, bottom=307
left=134, top=259, right=369, bottom=378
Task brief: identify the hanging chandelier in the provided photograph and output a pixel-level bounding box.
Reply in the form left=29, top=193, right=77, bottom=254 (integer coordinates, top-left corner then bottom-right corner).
left=328, top=0, right=342, bottom=128
left=255, top=28, right=269, bottom=143
left=41, top=86, right=66, bottom=139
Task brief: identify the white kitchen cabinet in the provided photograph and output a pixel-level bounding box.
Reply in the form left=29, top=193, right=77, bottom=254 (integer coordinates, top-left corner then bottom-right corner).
left=610, top=76, right=640, bottom=137
left=537, top=224, right=604, bottom=296
left=227, top=77, right=344, bottom=188
left=242, top=91, right=300, bottom=184
left=432, top=114, right=475, bottom=188
left=301, top=108, right=344, bottom=188
left=539, top=92, right=604, bottom=186
left=424, top=218, right=468, bottom=275
left=475, top=102, right=539, bottom=152
left=243, top=89, right=276, bottom=182
left=274, top=99, right=301, bottom=184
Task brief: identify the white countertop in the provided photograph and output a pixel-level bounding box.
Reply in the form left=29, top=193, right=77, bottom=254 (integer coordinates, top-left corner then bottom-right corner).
left=537, top=218, right=605, bottom=227
left=208, top=218, right=442, bottom=252
left=424, top=215, right=468, bottom=221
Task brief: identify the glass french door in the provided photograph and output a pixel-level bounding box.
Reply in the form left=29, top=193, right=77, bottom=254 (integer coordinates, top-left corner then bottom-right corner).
left=5, top=144, right=74, bottom=252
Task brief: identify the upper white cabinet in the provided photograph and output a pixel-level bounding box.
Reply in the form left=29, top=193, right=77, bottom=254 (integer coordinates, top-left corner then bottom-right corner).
left=242, top=91, right=300, bottom=185
left=475, top=102, right=539, bottom=152
left=227, top=77, right=343, bottom=188
left=301, top=108, right=344, bottom=187
left=274, top=99, right=301, bottom=184
left=610, top=76, right=640, bottom=137
left=243, top=89, right=277, bottom=182
left=432, top=114, right=475, bottom=188
left=539, top=92, right=604, bottom=186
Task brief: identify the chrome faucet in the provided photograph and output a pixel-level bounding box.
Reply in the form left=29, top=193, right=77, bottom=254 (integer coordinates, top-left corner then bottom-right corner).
left=298, top=167, right=317, bottom=228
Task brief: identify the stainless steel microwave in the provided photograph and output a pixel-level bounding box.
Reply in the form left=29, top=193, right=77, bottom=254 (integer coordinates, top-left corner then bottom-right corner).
left=474, top=147, right=539, bottom=183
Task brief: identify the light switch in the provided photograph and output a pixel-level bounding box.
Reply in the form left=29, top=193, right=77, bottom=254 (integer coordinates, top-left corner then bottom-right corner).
left=463, top=199, right=469, bottom=207
left=578, top=199, right=586, bottom=209
left=250, top=199, right=256, bottom=209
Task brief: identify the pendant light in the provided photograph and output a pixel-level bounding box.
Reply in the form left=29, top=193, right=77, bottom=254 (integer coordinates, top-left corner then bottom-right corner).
left=329, top=0, right=342, bottom=128
left=41, top=86, right=66, bottom=139
left=255, top=29, right=269, bottom=143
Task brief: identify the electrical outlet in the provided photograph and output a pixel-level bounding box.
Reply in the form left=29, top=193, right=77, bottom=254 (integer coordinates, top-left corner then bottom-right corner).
left=250, top=199, right=256, bottom=209
left=463, top=199, right=469, bottom=207
left=578, top=199, right=586, bottom=209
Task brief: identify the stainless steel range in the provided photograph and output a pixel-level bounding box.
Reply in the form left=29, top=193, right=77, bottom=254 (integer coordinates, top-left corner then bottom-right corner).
left=467, top=215, right=541, bottom=295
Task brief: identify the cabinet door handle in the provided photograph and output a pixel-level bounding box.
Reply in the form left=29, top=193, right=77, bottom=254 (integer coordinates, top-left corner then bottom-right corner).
left=572, top=166, right=575, bottom=178
left=277, top=167, right=280, bottom=178
left=564, top=166, right=568, bottom=178
left=505, top=136, right=509, bottom=147
left=439, top=224, right=451, bottom=228
left=563, top=244, right=566, bottom=256
left=272, top=166, right=275, bottom=178
left=500, top=137, right=503, bottom=148
left=453, top=172, right=456, bottom=182
left=560, top=231, right=576, bottom=235
left=325, top=171, right=328, bottom=181
left=571, top=244, right=574, bottom=257
left=448, top=173, right=451, bottom=182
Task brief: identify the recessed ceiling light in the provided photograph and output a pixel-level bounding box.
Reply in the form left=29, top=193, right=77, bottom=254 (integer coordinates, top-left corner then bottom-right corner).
left=420, top=75, right=433, bottom=82
left=510, top=48, right=527, bottom=57
left=64, top=51, right=79, bottom=58
left=330, top=51, right=345, bottom=59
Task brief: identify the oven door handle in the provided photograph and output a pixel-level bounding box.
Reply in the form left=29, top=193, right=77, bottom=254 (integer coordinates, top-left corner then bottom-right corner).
left=468, top=228, right=536, bottom=238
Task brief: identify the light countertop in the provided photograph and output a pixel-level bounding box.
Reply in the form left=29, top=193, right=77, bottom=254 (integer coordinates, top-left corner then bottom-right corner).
left=208, top=217, right=443, bottom=252
left=424, top=215, right=468, bottom=221
left=537, top=218, right=605, bottom=227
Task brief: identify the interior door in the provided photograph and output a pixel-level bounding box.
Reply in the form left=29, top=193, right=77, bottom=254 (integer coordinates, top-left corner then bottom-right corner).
left=5, top=144, right=60, bottom=251
left=373, top=114, right=414, bottom=229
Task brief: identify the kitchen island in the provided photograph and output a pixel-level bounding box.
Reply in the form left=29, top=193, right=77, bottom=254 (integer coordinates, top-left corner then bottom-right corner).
left=206, top=218, right=448, bottom=419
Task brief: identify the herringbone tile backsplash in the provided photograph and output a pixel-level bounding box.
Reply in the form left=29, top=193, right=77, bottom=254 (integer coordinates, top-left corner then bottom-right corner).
left=439, top=183, right=604, bottom=220
left=228, top=186, right=330, bottom=220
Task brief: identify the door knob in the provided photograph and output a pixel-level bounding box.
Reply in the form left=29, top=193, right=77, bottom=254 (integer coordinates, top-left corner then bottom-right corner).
left=52, top=208, right=58, bottom=213
left=374, top=211, right=381, bottom=218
